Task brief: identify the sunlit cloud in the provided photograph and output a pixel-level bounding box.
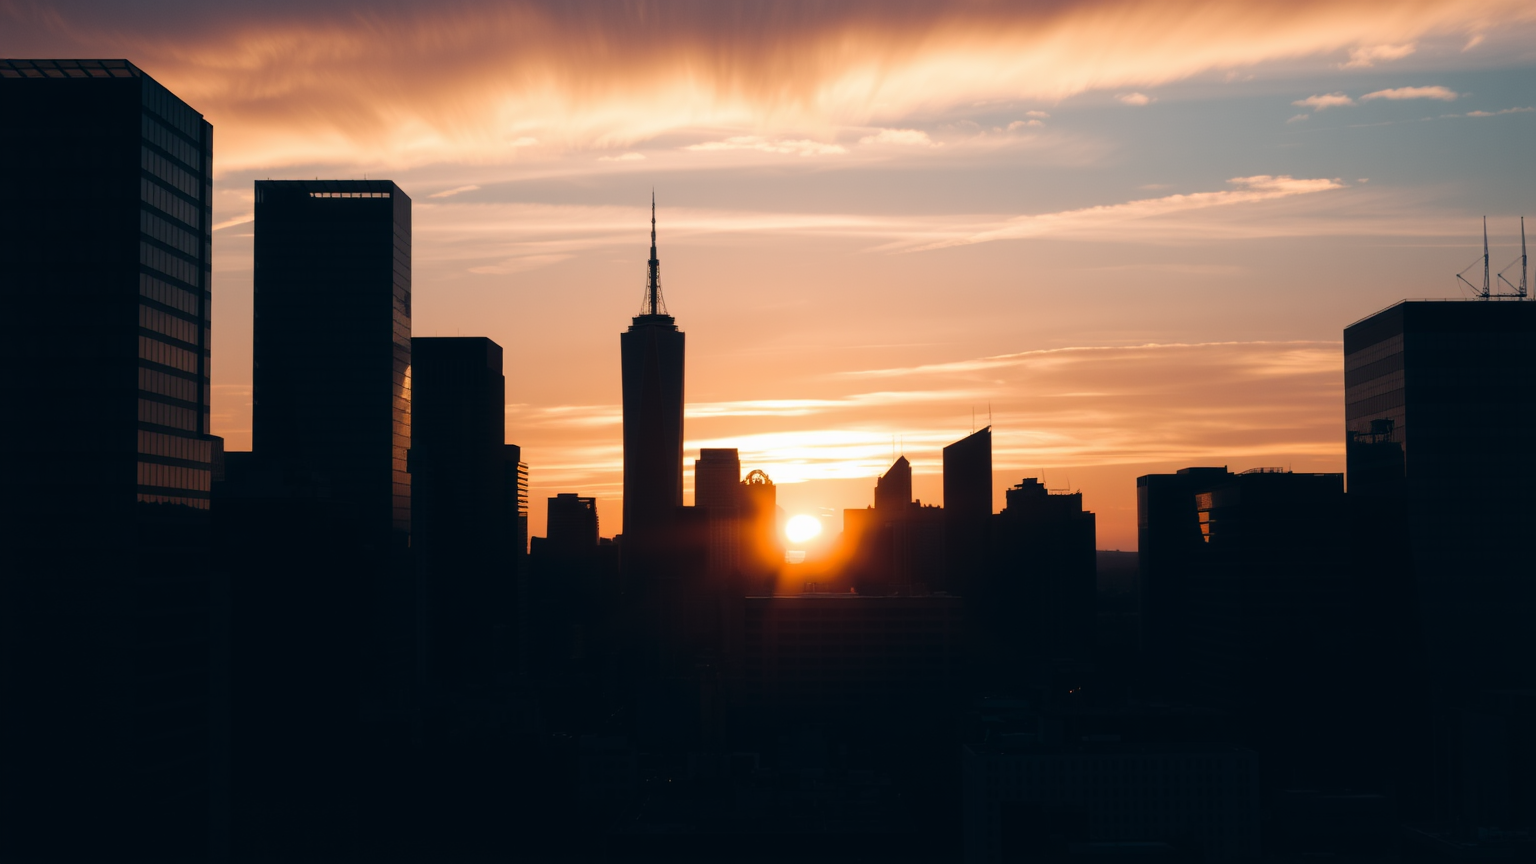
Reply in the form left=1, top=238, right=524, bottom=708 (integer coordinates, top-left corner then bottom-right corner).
left=858, top=128, right=937, bottom=146
left=1007, top=119, right=1044, bottom=130
left=1362, top=85, right=1460, bottom=101
left=1116, top=92, right=1154, bottom=106
left=498, top=340, right=1344, bottom=537
left=428, top=184, right=480, bottom=198
left=889, top=175, right=1345, bottom=252
left=9, top=0, right=1531, bottom=170
left=684, top=136, right=847, bottom=156
left=212, top=211, right=255, bottom=232
left=1286, top=114, right=1310, bottom=124
left=1464, top=106, right=1533, bottom=116
left=597, top=152, right=646, bottom=161
left=1341, top=42, right=1416, bottom=68
left=1025, top=110, right=1050, bottom=119
left=1293, top=92, right=1355, bottom=110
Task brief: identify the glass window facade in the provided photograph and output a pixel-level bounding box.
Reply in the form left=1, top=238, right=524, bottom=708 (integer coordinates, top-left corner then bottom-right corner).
left=0, top=58, right=216, bottom=860
left=252, top=179, right=412, bottom=543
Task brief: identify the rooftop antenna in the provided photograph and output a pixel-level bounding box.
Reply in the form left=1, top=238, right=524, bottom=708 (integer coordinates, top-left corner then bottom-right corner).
left=1457, top=217, right=1492, bottom=299
left=641, top=190, right=667, bottom=316
left=1495, top=216, right=1529, bottom=299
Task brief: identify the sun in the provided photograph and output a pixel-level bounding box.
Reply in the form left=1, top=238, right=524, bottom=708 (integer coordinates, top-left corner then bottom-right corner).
left=784, top=514, right=823, bottom=546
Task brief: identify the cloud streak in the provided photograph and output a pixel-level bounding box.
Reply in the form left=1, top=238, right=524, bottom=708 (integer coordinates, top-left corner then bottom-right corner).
left=8, top=0, right=1531, bottom=170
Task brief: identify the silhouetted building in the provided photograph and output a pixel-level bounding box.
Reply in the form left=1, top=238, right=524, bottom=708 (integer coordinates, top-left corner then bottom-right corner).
left=1344, top=300, right=1536, bottom=704
left=620, top=198, right=685, bottom=553
left=253, top=178, right=412, bottom=548
left=0, top=58, right=218, bottom=863
left=1187, top=469, right=1354, bottom=787
left=741, top=594, right=965, bottom=725
left=847, top=456, right=946, bottom=593
left=876, top=454, right=914, bottom=513
left=987, top=478, right=1097, bottom=667
left=738, top=468, right=783, bottom=593
left=695, top=448, right=743, bottom=580
left=945, top=427, right=993, bottom=595
left=964, top=742, right=1260, bottom=863
left=547, top=493, right=599, bottom=552
left=411, top=337, right=514, bottom=694
left=1135, top=467, right=1231, bottom=690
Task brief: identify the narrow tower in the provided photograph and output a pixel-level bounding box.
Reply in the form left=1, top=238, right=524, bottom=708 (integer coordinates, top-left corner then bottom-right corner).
left=621, top=195, right=686, bottom=550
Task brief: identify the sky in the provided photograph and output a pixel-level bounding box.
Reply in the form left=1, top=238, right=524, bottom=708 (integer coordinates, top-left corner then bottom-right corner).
left=8, top=0, right=1536, bottom=548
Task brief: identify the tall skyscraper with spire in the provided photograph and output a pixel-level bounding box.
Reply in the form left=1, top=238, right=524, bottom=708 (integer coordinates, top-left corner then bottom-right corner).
left=621, top=195, right=686, bottom=549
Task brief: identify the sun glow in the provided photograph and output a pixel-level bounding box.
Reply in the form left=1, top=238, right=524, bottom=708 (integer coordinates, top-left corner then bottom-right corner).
left=784, top=514, right=823, bottom=546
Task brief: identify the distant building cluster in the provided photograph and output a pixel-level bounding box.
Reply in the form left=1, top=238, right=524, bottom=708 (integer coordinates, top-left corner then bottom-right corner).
left=2, top=59, right=1533, bottom=864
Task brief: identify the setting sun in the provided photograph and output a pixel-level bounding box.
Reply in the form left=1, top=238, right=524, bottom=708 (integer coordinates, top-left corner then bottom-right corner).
left=784, top=514, right=823, bottom=546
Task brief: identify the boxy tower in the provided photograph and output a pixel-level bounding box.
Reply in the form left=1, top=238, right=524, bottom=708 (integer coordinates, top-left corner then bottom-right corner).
left=0, top=59, right=217, bottom=863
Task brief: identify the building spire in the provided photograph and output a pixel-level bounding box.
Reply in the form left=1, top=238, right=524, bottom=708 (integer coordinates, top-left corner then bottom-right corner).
left=643, top=190, right=667, bottom=316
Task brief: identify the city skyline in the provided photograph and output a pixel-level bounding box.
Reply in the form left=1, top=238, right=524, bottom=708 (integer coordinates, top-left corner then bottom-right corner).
left=7, top=1, right=1536, bottom=546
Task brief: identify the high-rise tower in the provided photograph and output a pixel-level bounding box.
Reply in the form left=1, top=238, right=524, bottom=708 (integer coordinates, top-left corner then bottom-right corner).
left=620, top=196, right=686, bottom=547
left=0, top=58, right=217, bottom=863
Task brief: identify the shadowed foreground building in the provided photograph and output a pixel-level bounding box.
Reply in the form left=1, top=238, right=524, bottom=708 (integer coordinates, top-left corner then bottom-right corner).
left=411, top=337, right=520, bottom=694
left=1344, top=299, right=1536, bottom=832
left=0, top=59, right=218, bottom=863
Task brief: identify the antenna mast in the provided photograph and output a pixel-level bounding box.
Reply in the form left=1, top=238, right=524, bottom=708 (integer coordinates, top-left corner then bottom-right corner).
left=641, top=191, right=667, bottom=316
left=1457, top=216, right=1493, bottom=299
left=1496, top=216, right=1529, bottom=299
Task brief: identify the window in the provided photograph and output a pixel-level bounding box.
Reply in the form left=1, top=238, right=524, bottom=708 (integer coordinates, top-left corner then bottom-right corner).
left=309, top=191, right=390, bottom=198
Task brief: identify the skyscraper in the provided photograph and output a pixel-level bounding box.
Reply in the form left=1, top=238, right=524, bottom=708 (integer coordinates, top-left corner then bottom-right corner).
left=620, top=197, right=685, bottom=549
left=1344, top=300, right=1536, bottom=703
left=989, top=478, right=1097, bottom=664
left=944, top=426, right=992, bottom=595
left=411, top=337, right=512, bottom=693
left=252, top=179, right=412, bottom=548
left=695, top=448, right=743, bottom=581
left=0, top=58, right=217, bottom=862
left=1136, top=466, right=1231, bottom=687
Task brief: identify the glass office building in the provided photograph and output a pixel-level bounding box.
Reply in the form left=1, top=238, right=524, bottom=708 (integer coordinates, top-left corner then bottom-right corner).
left=0, top=58, right=217, bottom=862
left=1344, top=300, right=1536, bottom=703
left=252, top=180, right=412, bottom=546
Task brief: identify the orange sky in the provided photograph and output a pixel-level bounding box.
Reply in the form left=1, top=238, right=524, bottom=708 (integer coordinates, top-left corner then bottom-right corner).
left=9, top=0, right=1535, bottom=547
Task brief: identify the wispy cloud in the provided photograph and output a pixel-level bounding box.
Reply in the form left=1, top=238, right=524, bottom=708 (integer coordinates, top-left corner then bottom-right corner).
left=1362, top=85, right=1460, bottom=101
left=1463, top=106, right=1532, bottom=117
left=888, top=175, right=1345, bottom=252
left=212, top=211, right=255, bottom=232
left=429, top=184, right=480, bottom=198
left=1293, top=92, right=1355, bottom=110
left=1116, top=92, right=1154, bottom=106
left=1341, top=42, right=1416, bottom=68
left=858, top=128, right=937, bottom=146
left=685, top=136, right=847, bottom=156
left=1286, top=113, right=1310, bottom=123
left=597, top=152, right=646, bottom=161
left=12, top=1, right=1529, bottom=170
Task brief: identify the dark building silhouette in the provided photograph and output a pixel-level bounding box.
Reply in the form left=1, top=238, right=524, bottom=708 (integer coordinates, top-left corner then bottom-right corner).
left=253, top=178, right=412, bottom=548
left=1344, top=300, right=1536, bottom=703
left=695, top=448, right=743, bottom=581
left=410, top=337, right=516, bottom=694
left=1187, top=469, right=1354, bottom=788
left=875, top=454, right=914, bottom=512
left=0, top=59, right=219, bottom=863
left=964, top=742, right=1261, bottom=862
left=620, top=198, right=685, bottom=552
left=741, top=594, right=965, bottom=725
left=987, top=478, right=1097, bottom=667
left=846, top=455, right=946, bottom=594
left=547, top=492, right=599, bottom=552
left=1345, top=300, right=1536, bottom=833
left=944, top=427, right=993, bottom=595
left=1135, top=466, right=1231, bottom=690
